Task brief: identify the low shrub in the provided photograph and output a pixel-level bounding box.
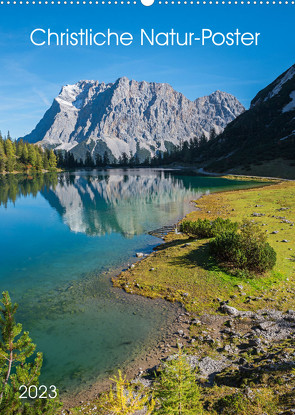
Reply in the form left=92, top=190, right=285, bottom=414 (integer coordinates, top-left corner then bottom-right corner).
left=180, top=218, right=238, bottom=239
left=180, top=218, right=212, bottom=238
left=211, top=217, right=238, bottom=237
left=209, top=220, right=276, bottom=273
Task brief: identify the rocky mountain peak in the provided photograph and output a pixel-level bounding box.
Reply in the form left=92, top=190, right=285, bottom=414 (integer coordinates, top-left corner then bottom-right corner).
left=198, top=63, right=295, bottom=177
left=251, top=63, right=295, bottom=108
left=21, top=78, right=244, bottom=161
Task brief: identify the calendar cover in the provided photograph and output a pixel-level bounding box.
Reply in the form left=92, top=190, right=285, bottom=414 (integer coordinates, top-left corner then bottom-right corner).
left=0, top=1, right=294, bottom=413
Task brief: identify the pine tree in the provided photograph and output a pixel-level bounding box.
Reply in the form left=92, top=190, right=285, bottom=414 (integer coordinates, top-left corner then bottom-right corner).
left=16, top=140, right=24, bottom=158
left=199, top=133, right=207, bottom=147
left=209, top=127, right=217, bottom=140
left=0, top=292, right=62, bottom=414
left=28, top=145, right=37, bottom=168
left=42, top=150, right=50, bottom=170
left=134, top=153, right=140, bottom=166
left=68, top=153, right=76, bottom=168
left=181, top=141, right=191, bottom=162
left=121, top=152, right=129, bottom=166
left=103, top=151, right=110, bottom=166
left=154, top=348, right=204, bottom=415
left=21, top=145, right=29, bottom=165
left=48, top=150, right=57, bottom=170
left=4, top=139, right=15, bottom=172
left=101, top=370, right=154, bottom=415
left=35, top=152, right=43, bottom=171
left=95, top=153, right=102, bottom=167
left=55, top=150, right=64, bottom=168
left=85, top=151, right=94, bottom=167
left=191, top=136, right=200, bottom=158
left=0, top=141, right=6, bottom=173
left=143, top=156, right=151, bottom=166
left=129, top=151, right=135, bottom=167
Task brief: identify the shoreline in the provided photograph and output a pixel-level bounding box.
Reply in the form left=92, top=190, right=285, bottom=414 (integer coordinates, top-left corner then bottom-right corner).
left=1, top=165, right=291, bottom=181
left=0, top=168, right=62, bottom=175
left=62, top=297, right=192, bottom=409
left=60, top=174, right=295, bottom=414
left=105, top=179, right=295, bottom=409
left=66, top=176, right=283, bottom=411
left=112, top=178, right=295, bottom=307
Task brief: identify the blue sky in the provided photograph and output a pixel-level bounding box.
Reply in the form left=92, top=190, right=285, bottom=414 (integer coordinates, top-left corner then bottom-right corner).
left=0, top=3, right=294, bottom=138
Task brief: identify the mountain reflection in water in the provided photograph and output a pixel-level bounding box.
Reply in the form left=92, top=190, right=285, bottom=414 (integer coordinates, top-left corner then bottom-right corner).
left=0, top=169, right=263, bottom=393
left=41, top=170, right=204, bottom=237
left=0, top=169, right=206, bottom=237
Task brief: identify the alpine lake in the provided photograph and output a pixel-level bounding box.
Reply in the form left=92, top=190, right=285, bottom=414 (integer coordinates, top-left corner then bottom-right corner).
left=0, top=169, right=265, bottom=397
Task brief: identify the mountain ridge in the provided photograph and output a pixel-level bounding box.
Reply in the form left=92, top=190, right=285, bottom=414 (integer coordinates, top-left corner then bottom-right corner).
left=21, top=77, right=244, bottom=162
left=197, top=63, right=295, bottom=177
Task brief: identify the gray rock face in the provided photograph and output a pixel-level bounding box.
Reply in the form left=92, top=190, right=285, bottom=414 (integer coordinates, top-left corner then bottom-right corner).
left=21, top=77, right=244, bottom=161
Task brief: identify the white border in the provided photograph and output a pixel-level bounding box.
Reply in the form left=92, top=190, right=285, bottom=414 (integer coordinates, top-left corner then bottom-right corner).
left=0, top=0, right=294, bottom=4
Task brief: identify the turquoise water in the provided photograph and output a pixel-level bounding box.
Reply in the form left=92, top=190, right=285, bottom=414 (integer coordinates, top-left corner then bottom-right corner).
left=0, top=169, right=262, bottom=394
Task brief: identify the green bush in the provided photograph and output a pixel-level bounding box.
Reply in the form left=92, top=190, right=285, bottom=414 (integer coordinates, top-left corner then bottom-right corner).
left=211, top=217, right=238, bottom=237
left=209, top=221, right=276, bottom=273
left=180, top=218, right=238, bottom=239
left=180, top=218, right=212, bottom=238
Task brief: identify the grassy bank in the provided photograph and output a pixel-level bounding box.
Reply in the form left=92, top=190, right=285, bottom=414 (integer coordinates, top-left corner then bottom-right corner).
left=70, top=179, right=295, bottom=414
left=113, top=180, right=295, bottom=314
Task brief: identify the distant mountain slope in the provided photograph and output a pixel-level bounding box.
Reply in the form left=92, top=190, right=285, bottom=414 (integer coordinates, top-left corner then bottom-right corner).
left=20, top=77, right=244, bottom=162
left=199, top=64, right=295, bottom=175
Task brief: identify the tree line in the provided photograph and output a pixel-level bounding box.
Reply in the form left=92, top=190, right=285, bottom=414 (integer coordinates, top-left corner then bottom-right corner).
left=0, top=132, right=57, bottom=173
left=0, top=128, right=217, bottom=173
left=55, top=129, right=217, bottom=169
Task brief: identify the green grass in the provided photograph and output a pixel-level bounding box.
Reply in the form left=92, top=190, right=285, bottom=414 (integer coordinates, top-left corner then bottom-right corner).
left=69, top=179, right=295, bottom=415
left=113, top=180, right=295, bottom=313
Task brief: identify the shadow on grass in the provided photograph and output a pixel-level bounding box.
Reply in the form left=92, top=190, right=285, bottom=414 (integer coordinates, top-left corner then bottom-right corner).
left=154, top=237, right=194, bottom=251
left=169, top=242, right=220, bottom=271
